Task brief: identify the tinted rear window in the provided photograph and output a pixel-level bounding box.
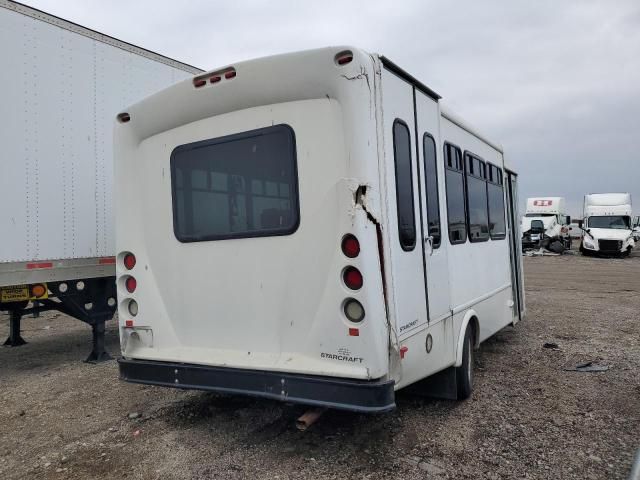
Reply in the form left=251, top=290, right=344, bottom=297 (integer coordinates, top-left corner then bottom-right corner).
left=171, top=125, right=299, bottom=242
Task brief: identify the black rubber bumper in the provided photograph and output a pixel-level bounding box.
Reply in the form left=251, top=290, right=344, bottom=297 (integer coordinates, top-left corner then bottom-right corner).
left=118, top=358, right=396, bottom=413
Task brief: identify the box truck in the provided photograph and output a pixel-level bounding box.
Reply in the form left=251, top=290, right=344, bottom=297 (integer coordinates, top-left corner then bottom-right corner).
left=521, top=197, right=571, bottom=252
left=580, top=193, right=635, bottom=256
left=115, top=47, right=525, bottom=412
left=0, top=0, right=200, bottom=360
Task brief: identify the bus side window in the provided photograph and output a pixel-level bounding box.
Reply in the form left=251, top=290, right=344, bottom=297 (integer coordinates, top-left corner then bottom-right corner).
left=444, top=143, right=466, bottom=244
left=464, top=153, right=489, bottom=242
left=487, top=165, right=506, bottom=239
left=393, top=120, right=416, bottom=251
left=423, top=133, right=441, bottom=248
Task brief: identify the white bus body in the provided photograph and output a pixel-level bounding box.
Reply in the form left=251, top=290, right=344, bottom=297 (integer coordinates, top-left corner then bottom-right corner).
left=521, top=197, right=571, bottom=250
left=581, top=193, right=634, bottom=256
left=0, top=0, right=199, bottom=358
left=115, top=47, right=525, bottom=412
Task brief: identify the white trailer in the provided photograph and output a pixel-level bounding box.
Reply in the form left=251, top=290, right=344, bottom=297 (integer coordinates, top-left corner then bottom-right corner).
left=580, top=193, right=635, bottom=256
left=0, top=0, right=200, bottom=360
left=521, top=197, right=571, bottom=251
left=115, top=47, right=525, bottom=412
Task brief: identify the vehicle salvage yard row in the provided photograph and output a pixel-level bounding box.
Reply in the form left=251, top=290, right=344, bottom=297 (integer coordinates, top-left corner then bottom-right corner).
left=1, top=252, right=639, bottom=480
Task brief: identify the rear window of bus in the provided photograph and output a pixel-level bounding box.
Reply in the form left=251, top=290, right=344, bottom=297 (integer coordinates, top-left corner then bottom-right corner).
left=170, top=124, right=299, bottom=242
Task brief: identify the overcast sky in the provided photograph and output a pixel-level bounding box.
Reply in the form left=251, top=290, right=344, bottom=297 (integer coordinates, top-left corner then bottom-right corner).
left=22, top=0, right=640, bottom=216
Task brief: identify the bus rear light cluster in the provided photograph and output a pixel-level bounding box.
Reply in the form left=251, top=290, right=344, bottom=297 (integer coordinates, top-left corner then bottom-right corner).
left=193, top=68, right=237, bottom=88
left=340, top=234, right=365, bottom=323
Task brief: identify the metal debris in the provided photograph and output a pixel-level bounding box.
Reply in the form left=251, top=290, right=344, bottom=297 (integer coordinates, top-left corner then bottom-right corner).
left=564, top=361, right=609, bottom=372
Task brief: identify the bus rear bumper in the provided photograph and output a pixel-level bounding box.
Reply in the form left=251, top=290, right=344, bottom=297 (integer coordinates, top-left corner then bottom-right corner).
left=118, top=358, right=396, bottom=413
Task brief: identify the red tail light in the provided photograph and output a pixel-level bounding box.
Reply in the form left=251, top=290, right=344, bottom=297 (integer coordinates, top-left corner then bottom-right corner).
left=123, top=253, right=136, bottom=270
left=125, top=277, right=137, bottom=293
left=343, top=267, right=363, bottom=290
left=341, top=234, right=360, bottom=258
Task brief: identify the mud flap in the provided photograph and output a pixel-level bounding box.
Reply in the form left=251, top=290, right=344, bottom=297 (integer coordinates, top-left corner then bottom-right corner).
left=403, top=366, right=458, bottom=400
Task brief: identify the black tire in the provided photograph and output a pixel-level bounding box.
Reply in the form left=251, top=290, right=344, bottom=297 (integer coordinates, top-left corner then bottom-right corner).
left=549, top=240, right=565, bottom=254
left=456, top=326, right=475, bottom=400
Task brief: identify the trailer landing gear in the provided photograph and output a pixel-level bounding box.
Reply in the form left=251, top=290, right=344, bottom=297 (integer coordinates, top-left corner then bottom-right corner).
left=85, top=320, right=113, bottom=363
left=3, top=310, right=27, bottom=346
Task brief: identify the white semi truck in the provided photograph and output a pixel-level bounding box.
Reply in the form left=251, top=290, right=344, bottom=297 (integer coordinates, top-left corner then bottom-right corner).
left=580, top=193, right=635, bottom=257
left=0, top=0, right=200, bottom=360
left=521, top=197, right=571, bottom=252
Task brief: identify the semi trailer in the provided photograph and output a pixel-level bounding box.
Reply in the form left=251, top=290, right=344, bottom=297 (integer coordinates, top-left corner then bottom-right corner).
left=0, top=0, right=200, bottom=360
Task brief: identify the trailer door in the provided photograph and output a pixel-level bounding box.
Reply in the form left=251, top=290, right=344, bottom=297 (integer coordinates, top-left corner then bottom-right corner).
left=414, top=91, right=452, bottom=323
left=382, top=69, right=428, bottom=336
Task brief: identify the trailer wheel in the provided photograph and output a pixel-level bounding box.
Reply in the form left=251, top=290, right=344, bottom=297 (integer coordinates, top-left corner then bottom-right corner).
left=456, top=326, right=475, bottom=400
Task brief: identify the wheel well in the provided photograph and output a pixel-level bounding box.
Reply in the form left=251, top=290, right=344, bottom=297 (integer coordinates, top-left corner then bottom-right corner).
left=469, top=316, right=480, bottom=348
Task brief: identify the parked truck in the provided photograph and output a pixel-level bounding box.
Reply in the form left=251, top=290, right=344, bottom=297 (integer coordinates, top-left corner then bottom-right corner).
left=521, top=197, right=571, bottom=252
left=580, top=193, right=635, bottom=257
left=0, top=0, right=200, bottom=360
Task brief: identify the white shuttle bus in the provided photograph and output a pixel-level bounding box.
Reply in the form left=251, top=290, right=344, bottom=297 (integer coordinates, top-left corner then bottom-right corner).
left=115, top=47, right=525, bottom=412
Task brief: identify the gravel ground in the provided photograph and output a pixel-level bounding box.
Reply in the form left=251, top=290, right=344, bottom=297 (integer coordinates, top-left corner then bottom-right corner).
left=1, top=250, right=639, bottom=479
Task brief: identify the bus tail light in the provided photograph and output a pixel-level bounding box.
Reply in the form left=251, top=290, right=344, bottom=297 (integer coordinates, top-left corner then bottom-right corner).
left=341, top=234, right=360, bottom=258
left=128, top=300, right=139, bottom=317
left=125, top=276, right=137, bottom=293
left=344, top=298, right=365, bottom=323
left=123, top=253, right=136, bottom=270
left=343, top=267, right=363, bottom=290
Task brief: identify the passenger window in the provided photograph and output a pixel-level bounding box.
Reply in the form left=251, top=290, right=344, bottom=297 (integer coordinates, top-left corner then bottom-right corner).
left=487, top=165, right=506, bottom=239
left=444, top=143, right=466, bottom=244
left=423, top=133, right=441, bottom=248
left=464, top=153, right=489, bottom=242
left=171, top=124, right=299, bottom=242
left=393, top=120, right=416, bottom=251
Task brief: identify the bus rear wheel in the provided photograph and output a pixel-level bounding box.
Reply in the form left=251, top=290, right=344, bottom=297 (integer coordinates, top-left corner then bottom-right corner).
left=456, top=325, right=475, bottom=400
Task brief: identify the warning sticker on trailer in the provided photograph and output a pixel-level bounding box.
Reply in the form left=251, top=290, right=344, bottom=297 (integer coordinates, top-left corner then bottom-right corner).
left=0, top=286, right=30, bottom=303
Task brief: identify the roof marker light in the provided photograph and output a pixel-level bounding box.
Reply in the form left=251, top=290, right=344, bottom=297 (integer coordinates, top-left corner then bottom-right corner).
left=224, top=70, right=236, bottom=79
left=210, top=75, right=221, bottom=83
left=193, top=78, right=207, bottom=88
left=117, top=112, right=130, bottom=123
left=335, top=50, right=353, bottom=66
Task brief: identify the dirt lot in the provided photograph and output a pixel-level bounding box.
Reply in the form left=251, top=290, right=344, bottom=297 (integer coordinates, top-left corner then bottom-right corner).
left=1, top=251, right=639, bottom=479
